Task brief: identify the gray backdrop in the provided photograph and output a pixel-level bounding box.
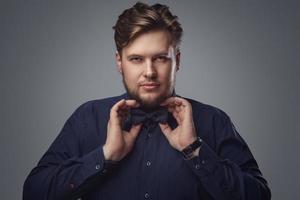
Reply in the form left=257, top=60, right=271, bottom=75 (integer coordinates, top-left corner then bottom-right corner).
left=1, top=0, right=299, bottom=199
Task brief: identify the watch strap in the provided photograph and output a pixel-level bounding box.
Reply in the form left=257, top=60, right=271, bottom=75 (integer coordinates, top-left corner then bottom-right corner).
left=181, top=137, right=202, bottom=160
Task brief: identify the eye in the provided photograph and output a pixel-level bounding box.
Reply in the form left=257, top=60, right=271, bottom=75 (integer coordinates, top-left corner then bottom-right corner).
left=129, top=57, right=143, bottom=63
left=154, top=56, right=168, bottom=62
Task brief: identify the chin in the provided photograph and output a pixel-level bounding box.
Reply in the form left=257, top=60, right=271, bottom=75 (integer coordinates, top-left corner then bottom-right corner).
left=138, top=93, right=166, bottom=109
left=124, top=81, right=171, bottom=109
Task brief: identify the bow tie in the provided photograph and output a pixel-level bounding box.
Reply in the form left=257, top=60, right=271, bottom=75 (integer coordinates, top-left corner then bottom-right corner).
left=128, top=107, right=169, bottom=125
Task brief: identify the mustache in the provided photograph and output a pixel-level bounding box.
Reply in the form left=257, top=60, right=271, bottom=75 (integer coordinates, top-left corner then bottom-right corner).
left=139, top=80, right=160, bottom=85
left=138, top=79, right=160, bottom=85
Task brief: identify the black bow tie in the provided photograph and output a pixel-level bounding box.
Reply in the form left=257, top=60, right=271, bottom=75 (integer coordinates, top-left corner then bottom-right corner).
left=128, top=107, right=169, bottom=125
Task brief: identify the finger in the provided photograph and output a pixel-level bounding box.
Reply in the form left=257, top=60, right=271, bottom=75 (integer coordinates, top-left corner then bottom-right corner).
left=173, top=112, right=181, bottom=124
left=160, top=97, right=177, bottom=106
left=160, top=97, right=184, bottom=108
left=164, top=103, right=180, bottom=120
left=159, top=122, right=173, bottom=140
left=116, top=99, right=136, bottom=110
left=122, top=99, right=140, bottom=108
left=120, top=100, right=140, bottom=120
left=167, top=105, right=175, bottom=113
left=175, top=105, right=182, bottom=113
left=110, top=99, right=126, bottom=125
left=164, top=97, right=192, bottom=117
left=129, top=123, right=142, bottom=140
left=175, top=100, right=182, bottom=106
left=175, top=97, right=191, bottom=109
left=111, top=99, right=140, bottom=120
left=124, top=123, right=142, bottom=147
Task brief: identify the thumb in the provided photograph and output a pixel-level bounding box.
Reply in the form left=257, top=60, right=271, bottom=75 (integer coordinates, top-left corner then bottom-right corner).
left=159, top=122, right=172, bottom=140
left=124, top=123, right=142, bottom=144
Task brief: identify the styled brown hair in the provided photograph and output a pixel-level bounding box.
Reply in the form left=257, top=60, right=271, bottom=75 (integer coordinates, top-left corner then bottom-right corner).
left=113, top=2, right=183, bottom=53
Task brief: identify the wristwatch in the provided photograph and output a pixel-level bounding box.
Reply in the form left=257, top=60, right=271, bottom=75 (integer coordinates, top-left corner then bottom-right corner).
left=181, top=137, right=202, bottom=160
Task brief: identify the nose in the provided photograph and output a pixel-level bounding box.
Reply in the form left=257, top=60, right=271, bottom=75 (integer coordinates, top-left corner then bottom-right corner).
left=144, top=59, right=157, bottom=79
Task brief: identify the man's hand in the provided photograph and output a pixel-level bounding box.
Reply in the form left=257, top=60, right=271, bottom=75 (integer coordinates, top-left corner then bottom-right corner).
left=103, top=99, right=142, bottom=161
left=159, top=97, right=198, bottom=152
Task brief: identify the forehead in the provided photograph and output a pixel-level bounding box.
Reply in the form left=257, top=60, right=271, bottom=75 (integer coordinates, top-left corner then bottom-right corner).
left=122, top=30, right=173, bottom=56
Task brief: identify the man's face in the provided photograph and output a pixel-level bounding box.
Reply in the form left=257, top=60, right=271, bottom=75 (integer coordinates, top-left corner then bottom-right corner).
left=116, top=30, right=180, bottom=110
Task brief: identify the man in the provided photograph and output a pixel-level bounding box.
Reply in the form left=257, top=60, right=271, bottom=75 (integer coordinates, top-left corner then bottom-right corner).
left=23, top=2, right=271, bottom=200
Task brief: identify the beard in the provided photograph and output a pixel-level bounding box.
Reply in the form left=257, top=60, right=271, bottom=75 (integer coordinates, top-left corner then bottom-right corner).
left=122, top=77, right=173, bottom=111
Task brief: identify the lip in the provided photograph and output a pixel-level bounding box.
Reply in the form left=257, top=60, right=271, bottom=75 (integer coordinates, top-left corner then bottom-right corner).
left=140, top=82, right=160, bottom=90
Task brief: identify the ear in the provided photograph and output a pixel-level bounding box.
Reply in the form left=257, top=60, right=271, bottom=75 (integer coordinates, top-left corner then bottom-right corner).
left=115, top=51, right=122, bottom=74
left=175, top=50, right=181, bottom=71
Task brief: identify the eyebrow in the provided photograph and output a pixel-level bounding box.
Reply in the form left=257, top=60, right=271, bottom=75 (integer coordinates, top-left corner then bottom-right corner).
left=126, top=54, right=143, bottom=58
left=153, top=52, right=169, bottom=57
left=126, top=52, right=169, bottom=58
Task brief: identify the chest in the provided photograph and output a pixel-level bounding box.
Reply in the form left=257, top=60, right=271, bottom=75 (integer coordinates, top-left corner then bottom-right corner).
left=89, top=125, right=203, bottom=200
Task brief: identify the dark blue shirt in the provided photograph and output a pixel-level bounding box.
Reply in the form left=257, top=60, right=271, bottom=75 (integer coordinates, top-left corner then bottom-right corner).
left=23, top=93, right=271, bottom=200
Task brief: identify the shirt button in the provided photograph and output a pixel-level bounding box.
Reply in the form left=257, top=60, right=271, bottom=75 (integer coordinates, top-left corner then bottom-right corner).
left=146, top=161, right=151, bottom=166
left=195, top=164, right=200, bottom=170
left=95, top=164, right=101, bottom=170
left=70, top=183, right=75, bottom=189
left=201, top=160, right=206, bottom=164
left=147, top=133, right=152, bottom=137
left=144, top=193, right=150, bottom=199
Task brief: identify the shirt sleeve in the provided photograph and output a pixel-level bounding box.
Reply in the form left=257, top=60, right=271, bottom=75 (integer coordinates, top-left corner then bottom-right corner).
left=23, top=103, right=118, bottom=200
left=184, top=113, right=271, bottom=200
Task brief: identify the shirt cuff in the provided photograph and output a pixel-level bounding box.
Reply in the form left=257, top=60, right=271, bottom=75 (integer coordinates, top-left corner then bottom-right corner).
left=80, top=146, right=120, bottom=179
left=184, top=141, right=221, bottom=179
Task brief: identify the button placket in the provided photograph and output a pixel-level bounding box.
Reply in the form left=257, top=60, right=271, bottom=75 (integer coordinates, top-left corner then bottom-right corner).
left=142, top=122, right=156, bottom=200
